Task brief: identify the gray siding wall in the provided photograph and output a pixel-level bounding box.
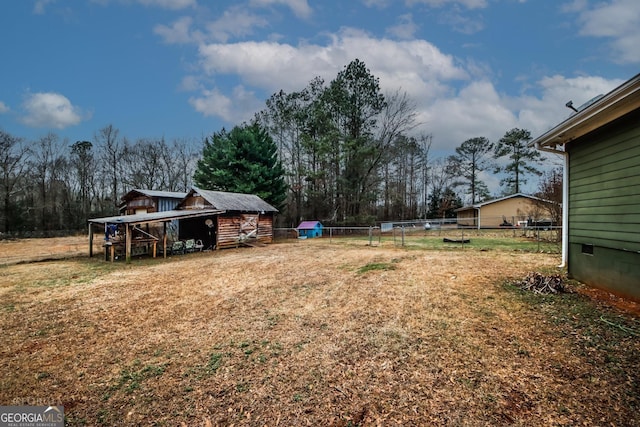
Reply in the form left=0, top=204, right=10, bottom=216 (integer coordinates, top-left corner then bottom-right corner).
left=568, top=109, right=640, bottom=300
left=157, top=197, right=182, bottom=212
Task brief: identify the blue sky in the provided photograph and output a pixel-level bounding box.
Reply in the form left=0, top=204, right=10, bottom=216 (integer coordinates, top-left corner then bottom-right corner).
left=1, top=0, right=638, bottom=160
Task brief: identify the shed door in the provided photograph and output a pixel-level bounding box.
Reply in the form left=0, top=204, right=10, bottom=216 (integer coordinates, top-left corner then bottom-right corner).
left=239, top=214, right=259, bottom=241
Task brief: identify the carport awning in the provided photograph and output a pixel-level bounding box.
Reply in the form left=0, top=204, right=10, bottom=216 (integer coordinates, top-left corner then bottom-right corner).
left=87, top=209, right=225, bottom=262
left=88, top=209, right=225, bottom=226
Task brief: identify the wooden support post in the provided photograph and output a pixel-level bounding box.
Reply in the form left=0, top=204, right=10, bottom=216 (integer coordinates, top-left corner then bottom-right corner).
left=163, top=222, right=167, bottom=258
left=125, top=224, right=132, bottom=263
left=89, top=223, right=94, bottom=257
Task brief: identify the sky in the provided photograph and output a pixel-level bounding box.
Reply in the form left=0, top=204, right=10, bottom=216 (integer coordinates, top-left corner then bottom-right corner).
left=1, top=0, right=639, bottom=189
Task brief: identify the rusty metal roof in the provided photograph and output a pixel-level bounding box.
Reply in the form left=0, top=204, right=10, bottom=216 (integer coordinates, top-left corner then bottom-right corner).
left=122, top=189, right=188, bottom=201
left=88, top=209, right=222, bottom=225
left=186, top=187, right=279, bottom=213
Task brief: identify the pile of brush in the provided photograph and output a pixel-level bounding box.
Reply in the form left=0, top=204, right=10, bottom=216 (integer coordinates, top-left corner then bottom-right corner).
left=514, top=272, right=567, bottom=295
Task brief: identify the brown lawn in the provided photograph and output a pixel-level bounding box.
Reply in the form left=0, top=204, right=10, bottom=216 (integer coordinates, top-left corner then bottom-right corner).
left=0, top=237, right=638, bottom=426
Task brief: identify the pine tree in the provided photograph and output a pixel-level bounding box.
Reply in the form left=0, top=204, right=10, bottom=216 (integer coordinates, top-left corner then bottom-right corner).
left=193, top=122, right=288, bottom=209
left=494, top=128, right=542, bottom=194
left=449, top=136, right=494, bottom=204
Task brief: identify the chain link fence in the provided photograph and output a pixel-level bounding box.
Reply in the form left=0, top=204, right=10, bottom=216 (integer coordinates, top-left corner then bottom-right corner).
left=276, top=216, right=561, bottom=253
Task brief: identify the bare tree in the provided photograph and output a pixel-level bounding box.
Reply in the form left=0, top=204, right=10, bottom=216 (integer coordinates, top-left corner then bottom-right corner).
left=30, top=132, right=68, bottom=232
left=166, top=138, right=198, bottom=192
left=70, top=140, right=95, bottom=219
left=96, top=124, right=121, bottom=211
left=377, top=90, right=420, bottom=220
left=534, top=167, right=563, bottom=240
left=0, top=130, right=30, bottom=233
left=121, top=137, right=169, bottom=190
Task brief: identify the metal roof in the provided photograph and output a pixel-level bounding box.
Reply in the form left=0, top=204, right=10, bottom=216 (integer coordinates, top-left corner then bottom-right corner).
left=88, top=209, right=223, bottom=225
left=531, top=72, right=640, bottom=149
left=455, top=193, right=553, bottom=212
left=297, top=221, right=322, bottom=229
left=123, top=189, right=188, bottom=200
left=187, top=187, right=279, bottom=213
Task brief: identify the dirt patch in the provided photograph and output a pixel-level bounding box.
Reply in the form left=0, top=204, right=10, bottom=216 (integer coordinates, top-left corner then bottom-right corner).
left=0, top=238, right=638, bottom=426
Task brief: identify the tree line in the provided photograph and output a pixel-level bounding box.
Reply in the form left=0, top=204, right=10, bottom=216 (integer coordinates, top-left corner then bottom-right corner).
left=254, top=59, right=548, bottom=226
left=0, top=125, right=199, bottom=235
left=0, top=58, right=558, bottom=236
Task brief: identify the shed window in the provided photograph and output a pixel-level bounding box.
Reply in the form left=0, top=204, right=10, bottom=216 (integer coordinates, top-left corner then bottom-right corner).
left=581, top=244, right=594, bottom=255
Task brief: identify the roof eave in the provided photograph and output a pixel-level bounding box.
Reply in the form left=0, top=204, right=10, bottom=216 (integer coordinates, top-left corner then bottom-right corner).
left=531, top=73, right=640, bottom=149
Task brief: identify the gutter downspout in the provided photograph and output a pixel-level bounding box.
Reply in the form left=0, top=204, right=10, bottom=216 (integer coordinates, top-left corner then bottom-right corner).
left=535, top=142, right=568, bottom=269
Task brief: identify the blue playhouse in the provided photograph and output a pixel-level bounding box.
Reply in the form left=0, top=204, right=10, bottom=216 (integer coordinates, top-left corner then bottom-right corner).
left=296, top=220, right=323, bottom=238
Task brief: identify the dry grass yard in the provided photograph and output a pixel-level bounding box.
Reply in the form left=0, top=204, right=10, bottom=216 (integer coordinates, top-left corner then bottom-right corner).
left=0, top=236, right=639, bottom=426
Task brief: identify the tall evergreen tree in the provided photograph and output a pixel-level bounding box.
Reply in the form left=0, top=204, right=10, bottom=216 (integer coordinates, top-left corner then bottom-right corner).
left=193, top=122, right=288, bottom=209
left=494, top=128, right=542, bottom=194
left=325, top=58, right=387, bottom=220
left=449, top=136, right=493, bottom=204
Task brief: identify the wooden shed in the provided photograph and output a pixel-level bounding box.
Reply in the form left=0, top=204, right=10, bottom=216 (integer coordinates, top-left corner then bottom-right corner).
left=175, top=187, right=278, bottom=250
left=531, top=72, right=640, bottom=302
left=88, top=187, right=278, bottom=262
left=455, top=193, right=554, bottom=228
left=296, top=221, right=323, bottom=238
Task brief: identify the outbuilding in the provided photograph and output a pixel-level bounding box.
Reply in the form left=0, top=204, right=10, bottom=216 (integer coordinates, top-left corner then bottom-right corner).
left=88, top=187, right=278, bottom=261
left=296, top=221, right=323, bottom=238
left=455, top=193, right=554, bottom=229
left=531, top=72, right=640, bottom=301
left=175, top=187, right=278, bottom=250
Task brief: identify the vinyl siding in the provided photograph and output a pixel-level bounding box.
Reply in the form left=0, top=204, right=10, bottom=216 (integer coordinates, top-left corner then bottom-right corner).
left=567, top=108, right=640, bottom=300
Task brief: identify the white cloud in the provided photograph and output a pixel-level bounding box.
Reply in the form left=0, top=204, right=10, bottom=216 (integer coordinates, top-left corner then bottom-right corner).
left=0, top=101, right=9, bottom=114
left=191, top=29, right=470, bottom=133
left=92, top=0, right=196, bottom=8
left=136, top=0, right=196, bottom=9
left=249, top=0, right=313, bottom=19
left=179, top=75, right=203, bottom=91
left=406, top=0, right=488, bottom=9
left=189, top=85, right=261, bottom=123
left=21, top=92, right=87, bottom=129
left=515, top=74, right=622, bottom=136
left=205, top=6, right=269, bottom=42
left=197, top=29, right=467, bottom=97
left=424, top=80, right=516, bottom=148
left=386, top=14, right=419, bottom=40
left=154, top=16, right=197, bottom=44
left=570, top=0, right=640, bottom=64
left=33, top=0, right=55, bottom=14
left=185, top=25, right=623, bottom=161
left=439, top=9, right=484, bottom=34
left=361, top=0, right=391, bottom=8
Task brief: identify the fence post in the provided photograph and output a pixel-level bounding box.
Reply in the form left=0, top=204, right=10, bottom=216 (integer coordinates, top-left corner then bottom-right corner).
left=401, top=225, right=405, bottom=247
left=369, top=226, right=373, bottom=246
left=330, top=227, right=333, bottom=243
